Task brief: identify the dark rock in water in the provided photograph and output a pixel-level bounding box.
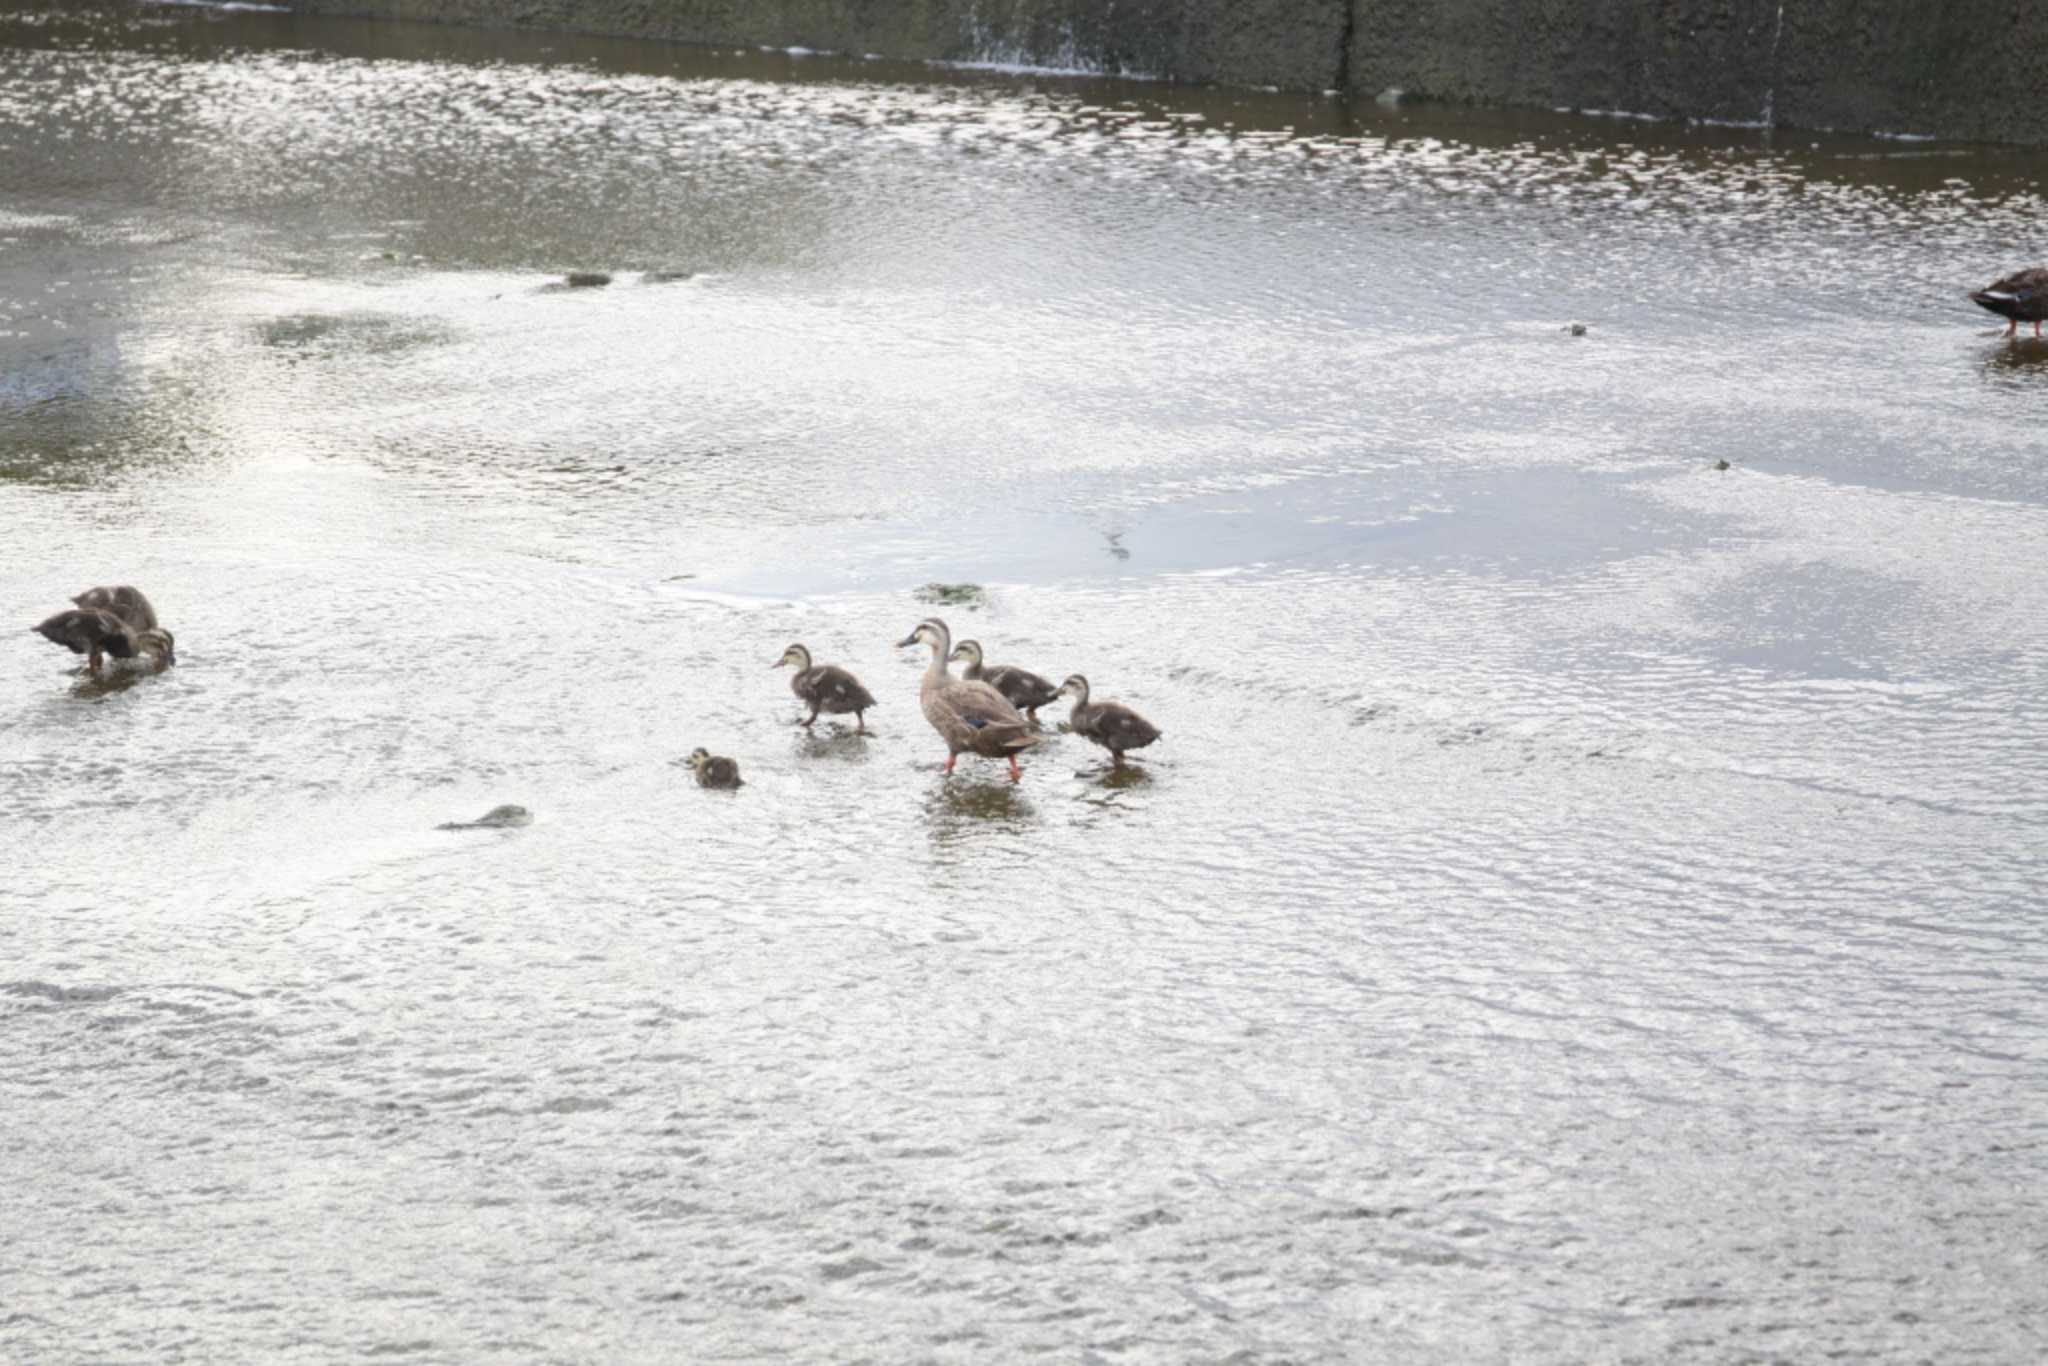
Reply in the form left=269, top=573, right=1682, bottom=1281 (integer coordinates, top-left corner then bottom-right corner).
left=437, top=803, right=533, bottom=830
left=1713, top=459, right=1731, bottom=471
left=564, top=272, right=612, bottom=289
left=644, top=269, right=695, bottom=284
left=1566, top=322, right=1588, bottom=336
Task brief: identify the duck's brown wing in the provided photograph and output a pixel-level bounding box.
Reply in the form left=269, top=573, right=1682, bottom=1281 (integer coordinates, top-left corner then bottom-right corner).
left=804, top=665, right=876, bottom=712
left=71, top=585, right=157, bottom=632
left=986, top=664, right=1060, bottom=711
left=1095, top=702, right=1161, bottom=750
left=943, top=680, right=1041, bottom=756
left=1974, top=267, right=2048, bottom=320
left=34, top=608, right=135, bottom=657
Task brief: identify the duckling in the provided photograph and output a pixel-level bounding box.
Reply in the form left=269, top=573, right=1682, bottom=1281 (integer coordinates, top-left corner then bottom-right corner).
left=1970, top=267, right=2048, bottom=338
left=773, top=643, right=876, bottom=732
left=32, top=608, right=175, bottom=674
left=1057, top=674, right=1160, bottom=767
left=948, top=639, right=1060, bottom=721
left=898, top=617, right=1042, bottom=781
left=688, top=748, right=743, bottom=789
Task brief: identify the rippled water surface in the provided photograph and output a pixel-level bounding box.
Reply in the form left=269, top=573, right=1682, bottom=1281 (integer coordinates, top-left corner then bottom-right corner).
left=4, top=5, right=2047, bottom=1361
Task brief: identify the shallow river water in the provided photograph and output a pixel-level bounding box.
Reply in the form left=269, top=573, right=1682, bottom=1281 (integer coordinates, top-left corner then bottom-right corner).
left=3, top=5, right=2047, bottom=1362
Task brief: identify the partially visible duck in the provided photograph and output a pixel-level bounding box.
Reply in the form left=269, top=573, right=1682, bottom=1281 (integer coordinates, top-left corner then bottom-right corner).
left=947, top=639, right=1060, bottom=721
left=72, top=585, right=158, bottom=632
left=773, top=643, right=876, bottom=732
left=1970, top=267, right=2048, bottom=338
left=898, top=617, right=1042, bottom=781
left=1057, top=674, right=1160, bottom=767
left=688, top=747, right=743, bottom=789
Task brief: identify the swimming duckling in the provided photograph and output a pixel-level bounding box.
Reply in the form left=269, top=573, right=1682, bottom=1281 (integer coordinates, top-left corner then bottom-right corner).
left=899, top=617, right=1042, bottom=781
left=1970, top=267, right=2048, bottom=338
left=773, top=643, right=876, bottom=732
left=1058, top=674, right=1160, bottom=767
left=948, top=639, right=1060, bottom=721
left=32, top=608, right=175, bottom=674
left=437, top=804, right=533, bottom=830
left=688, top=747, right=743, bottom=789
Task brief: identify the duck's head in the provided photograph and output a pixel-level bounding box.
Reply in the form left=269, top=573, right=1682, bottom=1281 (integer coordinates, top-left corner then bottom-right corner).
left=948, top=639, right=983, bottom=667
left=897, top=617, right=949, bottom=652
left=138, top=628, right=175, bottom=667
left=772, top=643, right=810, bottom=671
left=1056, top=674, right=1089, bottom=703
left=687, top=747, right=711, bottom=770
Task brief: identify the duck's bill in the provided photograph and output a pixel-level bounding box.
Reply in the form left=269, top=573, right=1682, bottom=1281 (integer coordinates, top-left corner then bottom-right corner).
left=895, top=634, right=920, bottom=648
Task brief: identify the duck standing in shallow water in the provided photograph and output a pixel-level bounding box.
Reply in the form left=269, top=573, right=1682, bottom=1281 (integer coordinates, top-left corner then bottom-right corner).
left=948, top=639, right=1060, bottom=721
left=899, top=617, right=1042, bottom=781
left=1058, top=674, right=1160, bottom=768
left=1970, top=267, right=2048, bottom=338
left=773, top=643, right=876, bottom=733
left=33, top=584, right=175, bottom=674
left=688, top=747, right=743, bottom=789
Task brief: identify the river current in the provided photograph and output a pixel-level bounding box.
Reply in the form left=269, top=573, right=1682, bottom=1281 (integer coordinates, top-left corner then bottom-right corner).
left=2, top=5, right=2045, bottom=1361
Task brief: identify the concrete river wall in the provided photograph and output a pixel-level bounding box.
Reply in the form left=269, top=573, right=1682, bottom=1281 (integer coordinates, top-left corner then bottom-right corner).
left=289, top=0, right=2048, bottom=146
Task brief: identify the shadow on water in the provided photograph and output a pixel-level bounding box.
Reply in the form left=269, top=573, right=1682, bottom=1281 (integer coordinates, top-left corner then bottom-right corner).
left=1980, top=338, right=2048, bottom=389
left=1079, top=761, right=1155, bottom=790
left=791, top=727, right=876, bottom=761
left=65, top=665, right=167, bottom=701
left=921, top=776, right=1037, bottom=846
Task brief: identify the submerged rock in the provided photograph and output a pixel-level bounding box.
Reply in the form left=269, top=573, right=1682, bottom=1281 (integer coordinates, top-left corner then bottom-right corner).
left=1566, top=322, right=1588, bottom=336
left=563, top=271, right=612, bottom=289
left=437, top=803, right=533, bottom=830
left=915, top=582, right=987, bottom=610
left=643, top=269, right=696, bottom=284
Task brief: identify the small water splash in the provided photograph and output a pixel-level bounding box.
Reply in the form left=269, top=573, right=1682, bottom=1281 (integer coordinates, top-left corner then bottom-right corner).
left=1761, top=0, right=1788, bottom=129
left=956, top=1, right=1107, bottom=77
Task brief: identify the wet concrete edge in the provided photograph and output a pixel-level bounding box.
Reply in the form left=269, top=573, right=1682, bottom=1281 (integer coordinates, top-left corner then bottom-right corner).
left=283, top=0, right=2048, bottom=146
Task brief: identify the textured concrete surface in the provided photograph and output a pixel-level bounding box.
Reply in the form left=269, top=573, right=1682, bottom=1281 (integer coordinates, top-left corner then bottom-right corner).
left=286, top=0, right=2048, bottom=144
left=1349, top=0, right=2048, bottom=142
left=285, top=0, right=1351, bottom=90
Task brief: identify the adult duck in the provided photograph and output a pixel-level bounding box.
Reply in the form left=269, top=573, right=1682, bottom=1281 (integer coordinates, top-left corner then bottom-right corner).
left=898, top=617, right=1041, bottom=781
left=33, top=600, right=175, bottom=674
left=1970, top=267, right=2048, bottom=337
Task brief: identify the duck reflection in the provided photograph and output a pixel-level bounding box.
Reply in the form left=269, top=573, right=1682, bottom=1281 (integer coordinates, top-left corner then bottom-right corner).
left=1979, top=337, right=2048, bottom=389
left=922, top=778, right=1036, bottom=848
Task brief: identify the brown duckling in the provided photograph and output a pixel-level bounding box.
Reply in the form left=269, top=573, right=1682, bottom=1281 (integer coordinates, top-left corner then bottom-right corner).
left=688, top=748, right=743, bottom=789
left=773, top=643, right=876, bottom=732
left=898, top=617, right=1042, bottom=781
left=947, top=639, right=1060, bottom=721
left=1057, top=674, right=1160, bottom=767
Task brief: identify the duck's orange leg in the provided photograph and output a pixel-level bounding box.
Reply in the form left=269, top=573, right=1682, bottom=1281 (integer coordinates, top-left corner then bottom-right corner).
left=943, top=753, right=957, bottom=774
left=1007, top=755, right=1022, bottom=782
